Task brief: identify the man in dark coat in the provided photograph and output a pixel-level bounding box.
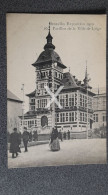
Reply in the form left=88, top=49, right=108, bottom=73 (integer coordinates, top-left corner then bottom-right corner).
left=33, top=130, right=38, bottom=141
left=58, top=130, right=63, bottom=141
left=67, top=130, right=70, bottom=140
left=63, top=131, right=66, bottom=140
left=22, top=127, right=29, bottom=152
left=10, top=128, right=21, bottom=158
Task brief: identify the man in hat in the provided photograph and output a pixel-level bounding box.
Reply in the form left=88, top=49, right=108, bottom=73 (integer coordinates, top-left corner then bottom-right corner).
left=10, top=128, right=21, bottom=158
left=67, top=130, right=70, bottom=140
left=22, top=127, right=29, bottom=152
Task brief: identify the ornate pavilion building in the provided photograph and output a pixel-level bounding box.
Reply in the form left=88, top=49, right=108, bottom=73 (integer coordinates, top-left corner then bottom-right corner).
left=20, top=26, right=95, bottom=138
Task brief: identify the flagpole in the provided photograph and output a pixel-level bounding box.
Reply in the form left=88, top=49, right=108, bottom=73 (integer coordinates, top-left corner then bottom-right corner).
left=21, top=84, right=25, bottom=131
left=87, top=82, right=88, bottom=139
left=86, top=61, right=88, bottom=139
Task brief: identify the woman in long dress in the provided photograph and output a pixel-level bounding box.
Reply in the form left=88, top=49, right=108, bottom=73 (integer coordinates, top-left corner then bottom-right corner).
left=49, top=127, right=60, bottom=151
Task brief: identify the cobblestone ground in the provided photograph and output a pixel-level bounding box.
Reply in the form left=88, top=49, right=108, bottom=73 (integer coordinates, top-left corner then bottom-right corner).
left=8, top=139, right=107, bottom=168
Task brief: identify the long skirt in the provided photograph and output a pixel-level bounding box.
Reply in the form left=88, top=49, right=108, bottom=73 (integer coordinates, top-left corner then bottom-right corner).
left=49, top=137, right=60, bottom=151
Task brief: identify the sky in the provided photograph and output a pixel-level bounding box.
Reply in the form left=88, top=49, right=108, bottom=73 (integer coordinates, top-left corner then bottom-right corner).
left=7, top=14, right=106, bottom=112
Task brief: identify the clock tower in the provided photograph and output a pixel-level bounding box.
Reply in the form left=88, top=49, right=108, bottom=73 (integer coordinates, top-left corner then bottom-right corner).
left=32, top=23, right=67, bottom=133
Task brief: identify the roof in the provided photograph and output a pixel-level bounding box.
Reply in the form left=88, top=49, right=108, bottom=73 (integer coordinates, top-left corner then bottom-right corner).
left=61, top=72, right=95, bottom=96
left=32, top=50, right=67, bottom=69
left=61, top=72, right=79, bottom=89
left=32, top=29, right=67, bottom=69
left=26, top=72, right=95, bottom=97
left=93, top=93, right=106, bottom=97
left=26, top=90, right=36, bottom=97
left=7, top=89, right=23, bottom=103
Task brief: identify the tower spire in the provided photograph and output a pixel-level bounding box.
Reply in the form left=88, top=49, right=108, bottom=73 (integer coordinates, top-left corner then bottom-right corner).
left=44, top=22, right=55, bottom=50
left=49, top=22, right=50, bottom=34
left=83, top=61, right=92, bottom=89
left=85, top=61, right=87, bottom=79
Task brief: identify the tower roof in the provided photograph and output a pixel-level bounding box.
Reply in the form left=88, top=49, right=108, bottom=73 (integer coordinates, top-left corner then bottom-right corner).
left=32, top=23, right=67, bottom=69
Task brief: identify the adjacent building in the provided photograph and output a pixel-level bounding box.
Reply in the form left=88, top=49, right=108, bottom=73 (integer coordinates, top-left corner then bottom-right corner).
left=93, top=92, right=106, bottom=129
left=7, top=89, right=23, bottom=133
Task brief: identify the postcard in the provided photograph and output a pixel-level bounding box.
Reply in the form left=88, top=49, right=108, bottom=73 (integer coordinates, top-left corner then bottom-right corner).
left=7, top=14, right=106, bottom=168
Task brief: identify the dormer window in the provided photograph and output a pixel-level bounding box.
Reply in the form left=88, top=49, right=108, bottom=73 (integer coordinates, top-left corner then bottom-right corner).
left=57, top=56, right=60, bottom=60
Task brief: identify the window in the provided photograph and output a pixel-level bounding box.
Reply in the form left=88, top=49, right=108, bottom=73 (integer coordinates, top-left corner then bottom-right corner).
left=57, top=113, right=59, bottom=122
left=69, top=112, right=74, bottom=122
left=80, top=113, right=82, bottom=122
left=31, top=98, right=35, bottom=103
left=60, top=113, right=63, bottom=122
left=82, top=95, right=84, bottom=107
left=41, top=83, right=44, bottom=88
left=66, top=94, right=68, bottom=107
left=63, top=113, right=65, bottom=122
left=37, top=99, right=47, bottom=108
left=38, top=100, right=39, bottom=108
left=85, top=96, right=87, bottom=108
left=66, top=113, right=68, bottom=121
left=60, top=95, right=65, bottom=108
left=60, top=113, right=65, bottom=122
left=69, top=97, right=74, bottom=107
left=80, top=94, right=82, bottom=107
left=103, top=115, right=106, bottom=122
left=94, top=114, right=98, bottom=122
left=55, top=72, right=57, bottom=77
left=85, top=113, right=87, bottom=122
left=82, top=113, right=84, bottom=121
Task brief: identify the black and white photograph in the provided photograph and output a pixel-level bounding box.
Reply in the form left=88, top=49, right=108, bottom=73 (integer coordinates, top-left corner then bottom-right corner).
left=7, top=14, right=106, bottom=168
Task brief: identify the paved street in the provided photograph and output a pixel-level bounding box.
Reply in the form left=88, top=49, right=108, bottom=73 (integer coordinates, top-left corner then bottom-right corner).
left=8, top=139, right=107, bottom=168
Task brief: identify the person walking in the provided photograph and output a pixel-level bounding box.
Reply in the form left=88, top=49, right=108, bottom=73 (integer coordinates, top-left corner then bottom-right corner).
left=22, top=127, right=29, bottom=152
left=58, top=130, right=63, bottom=141
left=49, top=127, right=60, bottom=151
left=67, top=130, right=70, bottom=140
left=9, top=128, right=21, bottom=158
left=63, top=131, right=66, bottom=140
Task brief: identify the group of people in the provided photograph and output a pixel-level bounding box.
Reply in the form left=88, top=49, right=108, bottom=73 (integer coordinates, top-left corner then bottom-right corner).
left=29, top=130, right=38, bottom=142
left=9, top=127, right=30, bottom=158
left=58, top=130, right=70, bottom=141
left=9, top=126, right=71, bottom=158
